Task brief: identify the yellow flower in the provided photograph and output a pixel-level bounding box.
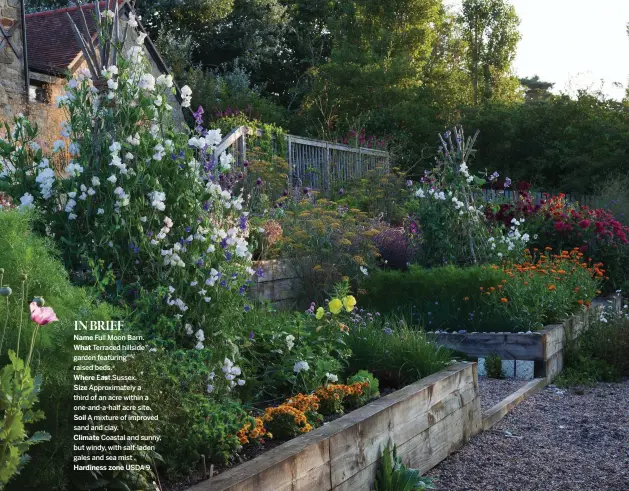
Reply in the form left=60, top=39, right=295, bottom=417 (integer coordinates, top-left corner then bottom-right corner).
left=328, top=298, right=343, bottom=315
left=316, top=307, right=325, bottom=320
left=342, top=295, right=357, bottom=312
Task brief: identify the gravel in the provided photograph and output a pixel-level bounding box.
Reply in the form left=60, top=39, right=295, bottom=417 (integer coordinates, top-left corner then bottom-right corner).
left=426, top=380, right=629, bottom=490
left=478, top=377, right=528, bottom=412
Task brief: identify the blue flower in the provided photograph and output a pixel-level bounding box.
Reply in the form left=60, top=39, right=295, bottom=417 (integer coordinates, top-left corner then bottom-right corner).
left=244, top=305, right=251, bottom=312
left=239, top=286, right=246, bottom=295
left=225, top=252, right=232, bottom=261
left=383, top=327, right=393, bottom=335
left=255, top=267, right=265, bottom=278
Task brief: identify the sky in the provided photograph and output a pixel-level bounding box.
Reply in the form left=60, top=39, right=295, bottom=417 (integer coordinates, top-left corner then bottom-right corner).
left=448, top=0, right=629, bottom=100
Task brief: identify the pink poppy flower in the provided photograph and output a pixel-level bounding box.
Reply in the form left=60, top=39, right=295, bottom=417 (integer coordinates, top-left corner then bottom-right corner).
left=29, top=302, right=58, bottom=326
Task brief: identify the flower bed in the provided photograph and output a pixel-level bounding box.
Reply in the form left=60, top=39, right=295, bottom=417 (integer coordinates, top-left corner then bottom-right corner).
left=187, top=362, right=481, bottom=491
left=427, top=295, right=621, bottom=382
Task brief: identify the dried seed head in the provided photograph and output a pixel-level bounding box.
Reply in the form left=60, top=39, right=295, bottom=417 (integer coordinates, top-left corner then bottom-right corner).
left=0, top=286, right=12, bottom=297
left=20, top=273, right=28, bottom=281
left=33, top=296, right=45, bottom=307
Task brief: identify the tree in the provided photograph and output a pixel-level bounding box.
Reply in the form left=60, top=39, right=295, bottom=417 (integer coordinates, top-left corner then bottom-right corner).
left=460, top=0, right=521, bottom=104
left=520, top=75, right=555, bottom=102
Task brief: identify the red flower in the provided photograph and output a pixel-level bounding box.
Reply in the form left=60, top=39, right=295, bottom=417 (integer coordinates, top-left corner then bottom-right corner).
left=578, top=219, right=591, bottom=229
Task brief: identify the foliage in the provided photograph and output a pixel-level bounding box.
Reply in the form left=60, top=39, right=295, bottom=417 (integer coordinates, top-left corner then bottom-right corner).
left=267, top=197, right=383, bottom=300
left=0, top=351, right=50, bottom=490
left=314, top=381, right=369, bottom=415
left=345, top=370, right=380, bottom=409
left=460, top=0, right=521, bottom=105
left=0, top=211, right=119, bottom=491
left=488, top=191, right=629, bottom=292
left=361, top=249, right=601, bottom=333
left=122, top=349, right=253, bottom=476
left=484, top=353, right=504, bottom=379
left=557, top=304, right=629, bottom=386
left=346, top=316, right=453, bottom=388
left=235, top=307, right=350, bottom=404
left=457, top=92, right=629, bottom=194
left=261, top=404, right=313, bottom=439
left=406, top=127, right=527, bottom=267
left=333, top=169, right=407, bottom=225
left=0, top=18, right=260, bottom=364
left=373, top=442, right=435, bottom=491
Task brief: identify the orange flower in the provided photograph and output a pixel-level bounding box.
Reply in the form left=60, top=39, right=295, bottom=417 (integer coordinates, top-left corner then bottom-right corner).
left=548, top=285, right=557, bottom=291
left=577, top=300, right=584, bottom=305
left=463, top=297, right=469, bottom=301
left=500, top=298, right=509, bottom=303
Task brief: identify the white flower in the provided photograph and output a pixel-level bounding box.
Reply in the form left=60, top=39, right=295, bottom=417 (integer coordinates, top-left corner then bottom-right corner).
left=180, top=85, right=192, bottom=107
left=68, top=213, right=77, bottom=220
left=126, top=45, right=143, bottom=63
left=237, top=379, right=246, bottom=386
left=285, top=334, right=295, bottom=351
left=415, top=188, right=425, bottom=198
left=65, top=162, right=84, bottom=177
left=293, top=361, right=310, bottom=374
left=136, top=32, right=147, bottom=45
left=91, top=176, right=101, bottom=186
left=360, top=266, right=369, bottom=276
left=206, top=384, right=214, bottom=393
left=107, top=78, right=118, bottom=90
left=101, top=9, right=115, bottom=19
left=138, top=73, right=155, bottom=91
left=127, top=13, right=138, bottom=28
left=53, top=140, right=65, bottom=152
left=219, top=152, right=234, bottom=171
left=195, top=341, right=204, bottom=350
left=127, top=133, right=141, bottom=146
left=326, top=373, right=339, bottom=383
left=195, top=329, right=205, bottom=342
left=97, top=208, right=105, bottom=215
left=107, top=175, right=117, bottom=184
left=19, top=193, right=35, bottom=210
left=153, top=143, right=165, bottom=161
left=156, top=74, right=173, bottom=88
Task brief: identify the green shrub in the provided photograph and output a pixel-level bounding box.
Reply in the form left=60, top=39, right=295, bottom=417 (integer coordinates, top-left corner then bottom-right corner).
left=234, top=307, right=351, bottom=405
left=360, top=265, right=508, bottom=332
left=346, top=317, right=452, bottom=389
left=484, top=353, right=504, bottom=379
left=361, top=249, right=601, bottom=333
left=345, top=370, right=380, bottom=409
left=558, top=306, right=629, bottom=386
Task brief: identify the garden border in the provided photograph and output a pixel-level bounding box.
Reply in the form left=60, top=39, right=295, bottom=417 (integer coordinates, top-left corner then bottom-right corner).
left=426, top=294, right=621, bottom=382
left=187, top=362, right=481, bottom=491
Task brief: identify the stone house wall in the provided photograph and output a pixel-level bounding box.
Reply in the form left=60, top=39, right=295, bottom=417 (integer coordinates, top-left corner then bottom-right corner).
left=0, top=0, right=26, bottom=120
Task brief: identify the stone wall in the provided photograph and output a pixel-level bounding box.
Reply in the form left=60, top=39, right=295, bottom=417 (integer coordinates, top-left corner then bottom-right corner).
left=0, top=0, right=26, bottom=121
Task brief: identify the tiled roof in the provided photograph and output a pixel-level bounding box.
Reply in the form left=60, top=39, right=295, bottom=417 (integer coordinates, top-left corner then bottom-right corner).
left=25, top=0, right=123, bottom=76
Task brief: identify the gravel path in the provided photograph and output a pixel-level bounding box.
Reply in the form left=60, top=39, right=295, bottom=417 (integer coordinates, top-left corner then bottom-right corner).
left=478, top=377, right=528, bottom=412
left=427, top=381, right=629, bottom=490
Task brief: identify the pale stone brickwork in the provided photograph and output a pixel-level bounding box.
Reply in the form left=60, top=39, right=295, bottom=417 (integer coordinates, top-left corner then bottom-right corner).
left=0, top=0, right=26, bottom=120
left=0, top=4, right=183, bottom=149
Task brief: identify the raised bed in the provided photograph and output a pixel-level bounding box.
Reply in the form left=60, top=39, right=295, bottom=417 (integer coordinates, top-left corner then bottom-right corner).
left=187, top=362, right=481, bottom=491
left=427, top=295, right=621, bottom=382
left=249, top=259, right=302, bottom=308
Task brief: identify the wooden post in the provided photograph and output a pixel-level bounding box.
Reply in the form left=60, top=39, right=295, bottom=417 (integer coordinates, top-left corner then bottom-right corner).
left=237, top=128, right=246, bottom=166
